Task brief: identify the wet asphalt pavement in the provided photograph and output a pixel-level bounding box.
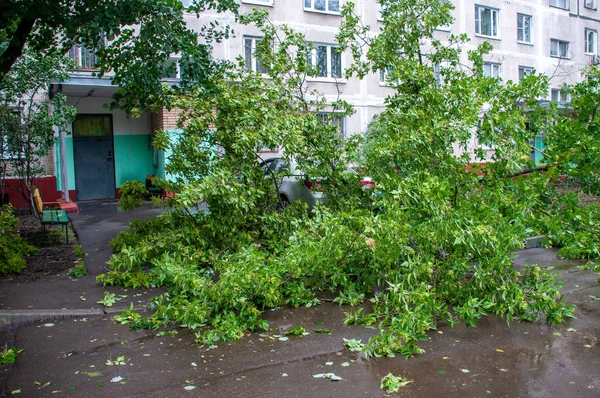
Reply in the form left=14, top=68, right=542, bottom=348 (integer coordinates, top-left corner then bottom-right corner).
left=0, top=202, right=598, bottom=397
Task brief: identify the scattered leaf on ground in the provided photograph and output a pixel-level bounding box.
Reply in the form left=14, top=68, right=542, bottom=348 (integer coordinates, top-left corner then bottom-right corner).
left=460, top=368, right=470, bottom=373
left=183, top=385, right=197, bottom=390
left=110, top=376, right=123, bottom=383
left=106, top=356, right=126, bottom=366
left=284, top=326, right=308, bottom=336
left=0, top=346, right=23, bottom=364
left=438, top=370, right=446, bottom=375
left=81, top=371, right=103, bottom=377
left=314, top=328, right=331, bottom=334
left=380, top=373, right=412, bottom=393
left=343, top=338, right=364, bottom=352
left=495, top=349, right=504, bottom=353
left=313, top=373, right=342, bottom=381
left=341, top=362, right=350, bottom=367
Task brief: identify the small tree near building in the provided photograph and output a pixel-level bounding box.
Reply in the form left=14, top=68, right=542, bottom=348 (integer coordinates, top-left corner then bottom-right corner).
left=0, top=50, right=77, bottom=210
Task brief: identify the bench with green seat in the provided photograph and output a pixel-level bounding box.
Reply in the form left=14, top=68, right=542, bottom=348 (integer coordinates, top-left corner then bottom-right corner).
left=33, top=188, right=71, bottom=243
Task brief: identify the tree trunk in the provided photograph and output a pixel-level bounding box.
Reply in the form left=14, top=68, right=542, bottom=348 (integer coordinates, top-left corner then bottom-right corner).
left=0, top=18, right=35, bottom=77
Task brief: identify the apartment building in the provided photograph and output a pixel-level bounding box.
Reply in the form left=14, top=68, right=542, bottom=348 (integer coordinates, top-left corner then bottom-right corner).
left=11, top=0, right=596, bottom=206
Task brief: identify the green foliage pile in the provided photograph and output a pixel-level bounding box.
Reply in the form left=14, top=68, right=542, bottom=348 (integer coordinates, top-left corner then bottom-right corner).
left=0, top=205, right=37, bottom=274
left=100, top=174, right=577, bottom=355
left=119, top=180, right=147, bottom=211
left=98, top=1, right=598, bottom=359
left=542, top=193, right=600, bottom=259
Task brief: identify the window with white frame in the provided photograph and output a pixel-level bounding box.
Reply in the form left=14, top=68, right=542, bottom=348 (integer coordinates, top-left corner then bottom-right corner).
left=307, top=43, right=342, bottom=79
left=517, top=14, right=532, bottom=44
left=163, top=57, right=183, bottom=79
left=483, top=62, right=501, bottom=78
left=242, top=0, right=273, bottom=5
left=68, top=45, right=98, bottom=69
left=518, top=66, right=534, bottom=82
left=550, top=0, right=569, bottom=9
left=316, top=112, right=345, bottom=140
left=551, top=88, right=569, bottom=104
left=550, top=39, right=570, bottom=58
left=475, top=5, right=499, bottom=38
left=585, top=29, right=597, bottom=55
left=244, top=37, right=269, bottom=74
left=379, top=67, right=392, bottom=85
left=304, top=0, right=340, bottom=13
left=585, top=0, right=597, bottom=10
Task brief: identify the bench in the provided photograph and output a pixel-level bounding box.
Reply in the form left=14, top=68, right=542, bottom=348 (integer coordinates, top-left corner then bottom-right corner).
left=33, top=188, right=71, bottom=244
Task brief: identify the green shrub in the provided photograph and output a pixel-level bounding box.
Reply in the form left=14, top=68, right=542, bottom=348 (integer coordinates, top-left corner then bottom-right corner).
left=119, top=180, right=147, bottom=211
left=0, top=205, right=37, bottom=274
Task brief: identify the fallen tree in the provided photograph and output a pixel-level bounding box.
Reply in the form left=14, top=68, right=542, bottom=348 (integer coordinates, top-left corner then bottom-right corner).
left=98, top=2, right=598, bottom=360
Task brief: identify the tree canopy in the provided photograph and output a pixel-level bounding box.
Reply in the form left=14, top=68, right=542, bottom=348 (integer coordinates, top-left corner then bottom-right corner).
left=0, top=0, right=239, bottom=112
left=96, top=2, right=600, bottom=367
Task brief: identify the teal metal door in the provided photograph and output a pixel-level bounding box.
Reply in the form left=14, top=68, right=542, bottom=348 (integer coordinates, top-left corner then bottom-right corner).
left=73, top=115, right=116, bottom=200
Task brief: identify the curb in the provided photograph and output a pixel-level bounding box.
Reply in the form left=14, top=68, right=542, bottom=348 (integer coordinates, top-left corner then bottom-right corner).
left=0, top=305, right=150, bottom=328
left=0, top=309, right=105, bottom=328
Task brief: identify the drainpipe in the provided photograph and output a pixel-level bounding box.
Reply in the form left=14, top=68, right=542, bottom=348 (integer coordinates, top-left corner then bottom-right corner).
left=54, top=84, right=71, bottom=203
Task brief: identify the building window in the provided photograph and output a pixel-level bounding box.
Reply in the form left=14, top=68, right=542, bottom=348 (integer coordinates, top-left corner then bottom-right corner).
left=550, top=39, right=570, bottom=58
left=551, top=88, right=569, bottom=104
left=304, top=0, right=340, bottom=13
left=307, top=44, right=342, bottom=79
left=585, top=29, right=597, bottom=55
left=242, top=0, right=273, bottom=5
left=316, top=112, right=345, bottom=140
left=585, top=0, right=597, bottom=10
left=550, top=0, right=569, bottom=9
left=163, top=57, right=182, bottom=79
left=518, top=66, right=534, bottom=82
left=244, top=37, right=269, bottom=74
left=517, top=14, right=532, bottom=44
left=475, top=5, right=499, bottom=38
left=379, top=67, right=392, bottom=85
left=68, top=45, right=98, bottom=69
left=483, top=62, right=501, bottom=78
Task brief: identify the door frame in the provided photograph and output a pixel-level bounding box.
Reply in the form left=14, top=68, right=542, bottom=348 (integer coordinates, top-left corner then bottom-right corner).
left=72, top=114, right=117, bottom=200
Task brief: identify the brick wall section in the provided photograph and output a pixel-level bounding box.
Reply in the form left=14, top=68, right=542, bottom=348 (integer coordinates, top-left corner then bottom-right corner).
left=2, top=151, right=55, bottom=177
left=151, top=108, right=183, bottom=132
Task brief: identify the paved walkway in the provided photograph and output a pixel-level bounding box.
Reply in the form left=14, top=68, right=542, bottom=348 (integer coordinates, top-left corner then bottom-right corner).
left=0, top=200, right=162, bottom=317
left=0, top=202, right=598, bottom=397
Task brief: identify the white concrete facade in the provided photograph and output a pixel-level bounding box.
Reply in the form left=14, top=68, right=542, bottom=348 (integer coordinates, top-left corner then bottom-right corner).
left=192, top=0, right=599, bottom=139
